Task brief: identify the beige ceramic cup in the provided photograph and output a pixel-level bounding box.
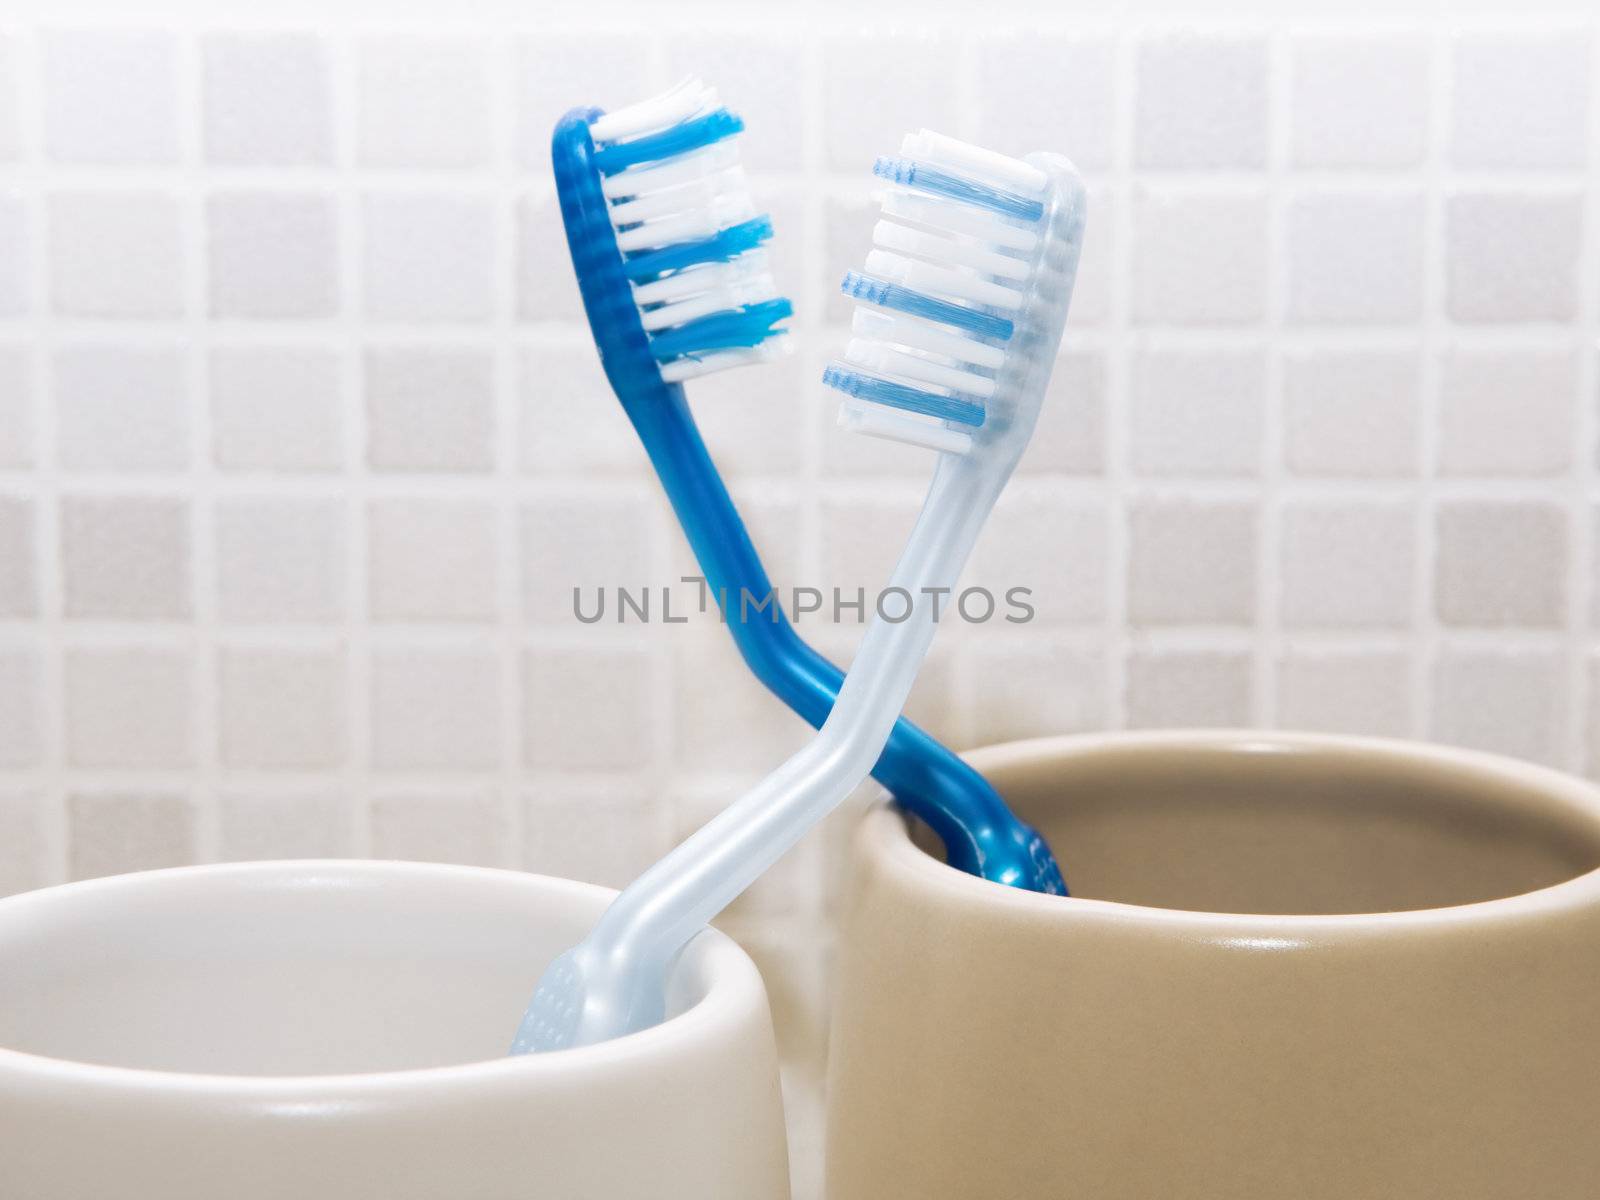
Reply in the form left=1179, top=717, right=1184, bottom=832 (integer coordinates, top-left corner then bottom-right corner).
left=827, top=731, right=1600, bottom=1199
left=0, top=860, right=789, bottom=1199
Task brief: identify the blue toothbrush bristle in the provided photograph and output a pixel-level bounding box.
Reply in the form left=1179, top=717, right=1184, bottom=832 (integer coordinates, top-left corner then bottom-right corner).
left=872, top=156, right=1045, bottom=224
left=621, top=217, right=774, bottom=282
left=822, top=365, right=986, bottom=427
left=825, top=130, right=1052, bottom=454
left=589, top=78, right=791, bottom=384
left=592, top=109, right=743, bottom=176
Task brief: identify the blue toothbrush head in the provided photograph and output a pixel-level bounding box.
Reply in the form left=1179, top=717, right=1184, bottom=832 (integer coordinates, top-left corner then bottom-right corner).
left=551, top=78, right=792, bottom=402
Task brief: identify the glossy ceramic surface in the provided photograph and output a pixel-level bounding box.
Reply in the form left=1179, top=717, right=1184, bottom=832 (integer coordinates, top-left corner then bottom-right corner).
left=827, top=732, right=1600, bottom=1200
left=0, top=860, right=790, bottom=1200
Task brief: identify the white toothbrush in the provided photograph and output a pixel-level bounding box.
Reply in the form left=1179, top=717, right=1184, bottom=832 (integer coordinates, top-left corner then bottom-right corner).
left=515, top=126, right=1087, bottom=1053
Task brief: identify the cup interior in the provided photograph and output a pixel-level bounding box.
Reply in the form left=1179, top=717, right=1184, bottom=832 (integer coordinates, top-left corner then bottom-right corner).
left=909, top=735, right=1600, bottom=915
left=0, top=862, right=712, bottom=1077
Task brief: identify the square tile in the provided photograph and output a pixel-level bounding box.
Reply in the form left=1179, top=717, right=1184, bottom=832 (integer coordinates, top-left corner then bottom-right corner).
left=1129, top=348, right=1266, bottom=477
left=661, top=35, right=805, bottom=173
left=969, top=644, right=1109, bottom=743
left=516, top=191, right=583, bottom=321
left=1445, top=192, right=1583, bottom=323
left=61, top=495, right=190, bottom=620
left=1438, top=346, right=1576, bottom=477
left=0, top=793, right=45, bottom=897
left=220, top=791, right=351, bottom=861
left=0, top=496, right=36, bottom=617
left=1283, top=349, right=1420, bottom=478
left=358, top=35, right=491, bottom=169
left=1451, top=33, right=1591, bottom=169
left=365, top=347, right=494, bottom=472
left=1131, top=190, right=1268, bottom=325
left=42, top=30, right=178, bottom=165
left=976, top=35, right=1117, bottom=171
left=208, top=192, right=338, bottom=319
left=362, top=193, right=493, bottom=322
left=64, top=647, right=192, bottom=768
left=1127, top=501, right=1257, bottom=625
left=1280, top=501, right=1415, bottom=628
left=210, top=347, right=343, bottom=473
left=369, top=645, right=500, bottom=770
left=54, top=345, right=188, bottom=473
left=1126, top=650, right=1252, bottom=727
left=1431, top=649, right=1565, bottom=765
left=1017, top=349, right=1107, bottom=477
left=1435, top=501, right=1566, bottom=627
left=0, top=37, right=19, bottom=162
left=820, top=495, right=924, bottom=599
left=525, top=790, right=667, bottom=891
left=514, top=34, right=651, bottom=170
left=218, top=645, right=346, bottom=770
left=1276, top=650, right=1411, bottom=736
left=970, top=494, right=1108, bottom=625
left=1291, top=35, right=1429, bottom=169
left=689, top=348, right=808, bottom=480
left=670, top=627, right=813, bottom=773
left=368, top=498, right=497, bottom=622
left=370, top=791, right=509, bottom=867
left=1287, top=192, right=1424, bottom=324
left=214, top=497, right=345, bottom=623
left=523, top=648, right=654, bottom=770
left=822, top=32, right=960, bottom=172
left=1136, top=33, right=1268, bottom=169
left=202, top=33, right=332, bottom=166
left=0, top=647, right=43, bottom=768
left=521, top=495, right=655, bottom=626
left=49, top=191, right=183, bottom=318
left=517, top=345, right=643, bottom=477
left=822, top=192, right=879, bottom=325
left=0, top=347, right=32, bottom=468
left=0, top=194, right=26, bottom=316
left=68, top=791, right=194, bottom=881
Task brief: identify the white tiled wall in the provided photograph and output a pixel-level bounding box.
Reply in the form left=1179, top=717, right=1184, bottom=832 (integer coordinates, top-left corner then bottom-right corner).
left=1, top=5, right=1598, bottom=1187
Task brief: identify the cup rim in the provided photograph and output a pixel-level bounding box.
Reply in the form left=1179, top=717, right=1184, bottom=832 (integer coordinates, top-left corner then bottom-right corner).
left=0, top=859, right=766, bottom=1100
left=865, top=729, right=1600, bottom=933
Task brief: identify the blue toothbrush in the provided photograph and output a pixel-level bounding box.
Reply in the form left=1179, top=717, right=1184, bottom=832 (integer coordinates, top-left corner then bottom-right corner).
left=551, top=77, right=1066, bottom=896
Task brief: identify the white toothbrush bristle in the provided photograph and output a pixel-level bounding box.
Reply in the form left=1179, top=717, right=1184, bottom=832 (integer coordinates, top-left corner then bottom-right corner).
left=589, top=77, right=790, bottom=384
left=825, top=132, right=1058, bottom=455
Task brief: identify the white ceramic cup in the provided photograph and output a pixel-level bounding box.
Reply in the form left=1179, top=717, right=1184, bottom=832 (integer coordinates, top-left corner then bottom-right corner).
left=0, top=860, right=790, bottom=1199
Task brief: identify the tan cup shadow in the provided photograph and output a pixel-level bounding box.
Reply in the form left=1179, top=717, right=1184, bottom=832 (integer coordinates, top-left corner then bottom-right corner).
left=826, top=731, right=1600, bottom=1200
left=0, top=860, right=790, bottom=1200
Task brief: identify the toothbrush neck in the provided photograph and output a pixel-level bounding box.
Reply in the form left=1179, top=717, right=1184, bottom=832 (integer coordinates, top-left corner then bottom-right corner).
left=586, top=452, right=1012, bottom=972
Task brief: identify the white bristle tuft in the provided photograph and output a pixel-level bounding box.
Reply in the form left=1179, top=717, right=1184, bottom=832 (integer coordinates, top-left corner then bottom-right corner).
left=589, top=77, right=717, bottom=145
left=901, top=129, right=1048, bottom=196
left=863, top=249, right=1026, bottom=312
left=659, top=340, right=790, bottom=383
left=851, top=309, right=1006, bottom=370
left=838, top=398, right=974, bottom=455
left=871, top=220, right=1029, bottom=281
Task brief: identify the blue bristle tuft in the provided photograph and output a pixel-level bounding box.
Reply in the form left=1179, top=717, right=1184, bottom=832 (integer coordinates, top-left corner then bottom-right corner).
left=872, top=156, right=1044, bottom=223
left=592, top=109, right=744, bottom=175
left=622, top=216, right=774, bottom=282
left=840, top=271, right=1014, bottom=341
left=650, top=299, right=794, bottom=361
left=822, top=365, right=986, bottom=427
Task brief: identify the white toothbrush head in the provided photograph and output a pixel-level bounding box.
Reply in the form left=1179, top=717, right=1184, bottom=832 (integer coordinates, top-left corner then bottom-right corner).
left=823, top=130, right=1087, bottom=460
